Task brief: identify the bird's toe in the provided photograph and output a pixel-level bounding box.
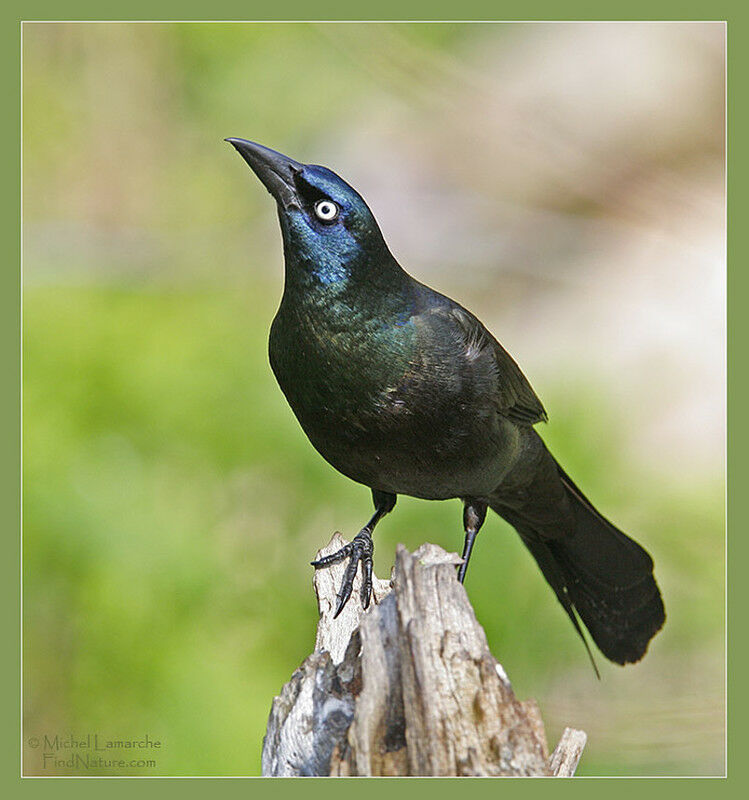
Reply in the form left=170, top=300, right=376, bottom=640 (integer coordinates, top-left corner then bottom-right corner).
left=310, top=542, right=354, bottom=568
left=317, top=530, right=375, bottom=618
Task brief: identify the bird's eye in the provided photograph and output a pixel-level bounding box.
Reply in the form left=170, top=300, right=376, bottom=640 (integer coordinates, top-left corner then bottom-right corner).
left=314, top=200, right=339, bottom=223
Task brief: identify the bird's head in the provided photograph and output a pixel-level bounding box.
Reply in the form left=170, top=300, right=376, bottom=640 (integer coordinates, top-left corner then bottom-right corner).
left=227, top=138, right=391, bottom=282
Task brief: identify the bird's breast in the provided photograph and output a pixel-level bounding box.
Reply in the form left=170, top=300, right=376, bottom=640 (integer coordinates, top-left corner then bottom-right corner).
left=268, top=296, right=516, bottom=498
left=269, top=297, right=413, bottom=426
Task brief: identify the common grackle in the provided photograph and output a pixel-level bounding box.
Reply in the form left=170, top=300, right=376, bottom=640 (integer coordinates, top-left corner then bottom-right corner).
left=226, top=138, right=665, bottom=669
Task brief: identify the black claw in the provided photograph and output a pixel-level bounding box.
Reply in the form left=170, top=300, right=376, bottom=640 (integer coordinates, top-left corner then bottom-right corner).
left=361, top=557, right=373, bottom=608
left=313, top=530, right=374, bottom=617
left=334, top=586, right=352, bottom=618
left=311, top=542, right=353, bottom=568
left=336, top=548, right=361, bottom=615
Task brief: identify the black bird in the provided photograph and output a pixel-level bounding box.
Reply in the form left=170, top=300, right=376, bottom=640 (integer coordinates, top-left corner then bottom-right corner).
left=226, top=138, right=665, bottom=668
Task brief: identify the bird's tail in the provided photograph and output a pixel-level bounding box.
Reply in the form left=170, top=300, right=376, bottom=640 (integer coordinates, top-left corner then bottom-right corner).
left=491, top=460, right=665, bottom=668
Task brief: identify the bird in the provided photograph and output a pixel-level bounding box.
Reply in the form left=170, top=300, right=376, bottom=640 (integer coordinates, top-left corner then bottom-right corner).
left=226, top=137, right=665, bottom=670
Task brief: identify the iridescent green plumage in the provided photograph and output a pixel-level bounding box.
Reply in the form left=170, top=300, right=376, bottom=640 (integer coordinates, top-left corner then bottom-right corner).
left=228, top=138, right=665, bottom=667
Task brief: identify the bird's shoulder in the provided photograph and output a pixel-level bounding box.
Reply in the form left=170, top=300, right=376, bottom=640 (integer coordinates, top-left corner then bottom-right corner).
left=412, top=284, right=548, bottom=426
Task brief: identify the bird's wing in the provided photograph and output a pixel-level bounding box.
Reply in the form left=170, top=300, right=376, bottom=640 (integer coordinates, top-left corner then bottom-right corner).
left=439, top=305, right=548, bottom=426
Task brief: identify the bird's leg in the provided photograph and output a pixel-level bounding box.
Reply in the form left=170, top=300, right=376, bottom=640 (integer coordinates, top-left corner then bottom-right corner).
left=311, top=490, right=397, bottom=618
left=458, top=499, right=488, bottom=583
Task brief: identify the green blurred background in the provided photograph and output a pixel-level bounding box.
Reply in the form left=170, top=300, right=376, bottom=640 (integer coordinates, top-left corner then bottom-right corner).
left=22, top=22, right=725, bottom=776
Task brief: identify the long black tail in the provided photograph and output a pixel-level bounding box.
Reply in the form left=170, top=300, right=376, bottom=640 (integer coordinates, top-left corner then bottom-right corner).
left=492, top=460, right=665, bottom=668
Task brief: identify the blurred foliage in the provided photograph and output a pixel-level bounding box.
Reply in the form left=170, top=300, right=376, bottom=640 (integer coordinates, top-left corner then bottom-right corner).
left=23, top=284, right=724, bottom=776
left=22, top=22, right=724, bottom=776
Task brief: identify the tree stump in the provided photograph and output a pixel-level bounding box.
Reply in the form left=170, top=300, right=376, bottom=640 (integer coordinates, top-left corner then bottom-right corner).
left=262, top=533, right=586, bottom=777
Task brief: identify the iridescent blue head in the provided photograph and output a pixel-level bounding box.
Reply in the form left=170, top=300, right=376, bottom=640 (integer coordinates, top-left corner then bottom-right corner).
left=227, top=138, right=395, bottom=287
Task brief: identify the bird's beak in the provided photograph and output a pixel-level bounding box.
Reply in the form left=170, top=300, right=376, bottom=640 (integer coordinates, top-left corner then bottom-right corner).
left=225, top=138, right=303, bottom=209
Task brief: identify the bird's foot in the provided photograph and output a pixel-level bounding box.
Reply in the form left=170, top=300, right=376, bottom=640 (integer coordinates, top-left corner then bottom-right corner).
left=311, top=529, right=374, bottom=618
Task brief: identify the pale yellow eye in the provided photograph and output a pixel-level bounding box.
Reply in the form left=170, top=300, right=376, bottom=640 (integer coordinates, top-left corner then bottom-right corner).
left=314, top=200, right=339, bottom=222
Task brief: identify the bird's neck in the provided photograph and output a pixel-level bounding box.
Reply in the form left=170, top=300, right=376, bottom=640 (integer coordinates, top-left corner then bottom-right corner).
left=280, top=242, right=411, bottom=307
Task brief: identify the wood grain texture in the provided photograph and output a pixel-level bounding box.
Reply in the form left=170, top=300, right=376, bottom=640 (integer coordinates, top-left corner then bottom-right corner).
left=549, top=727, right=588, bottom=777
left=261, top=534, right=586, bottom=777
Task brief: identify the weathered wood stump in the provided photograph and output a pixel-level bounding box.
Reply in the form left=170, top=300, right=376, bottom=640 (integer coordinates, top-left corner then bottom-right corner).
left=262, top=533, right=586, bottom=777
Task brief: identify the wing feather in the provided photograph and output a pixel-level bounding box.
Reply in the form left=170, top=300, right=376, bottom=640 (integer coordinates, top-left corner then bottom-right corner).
left=441, top=305, right=548, bottom=426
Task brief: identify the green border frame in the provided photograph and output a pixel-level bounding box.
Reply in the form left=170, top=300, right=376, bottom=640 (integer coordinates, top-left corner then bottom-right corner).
left=5, top=1, right=742, bottom=795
